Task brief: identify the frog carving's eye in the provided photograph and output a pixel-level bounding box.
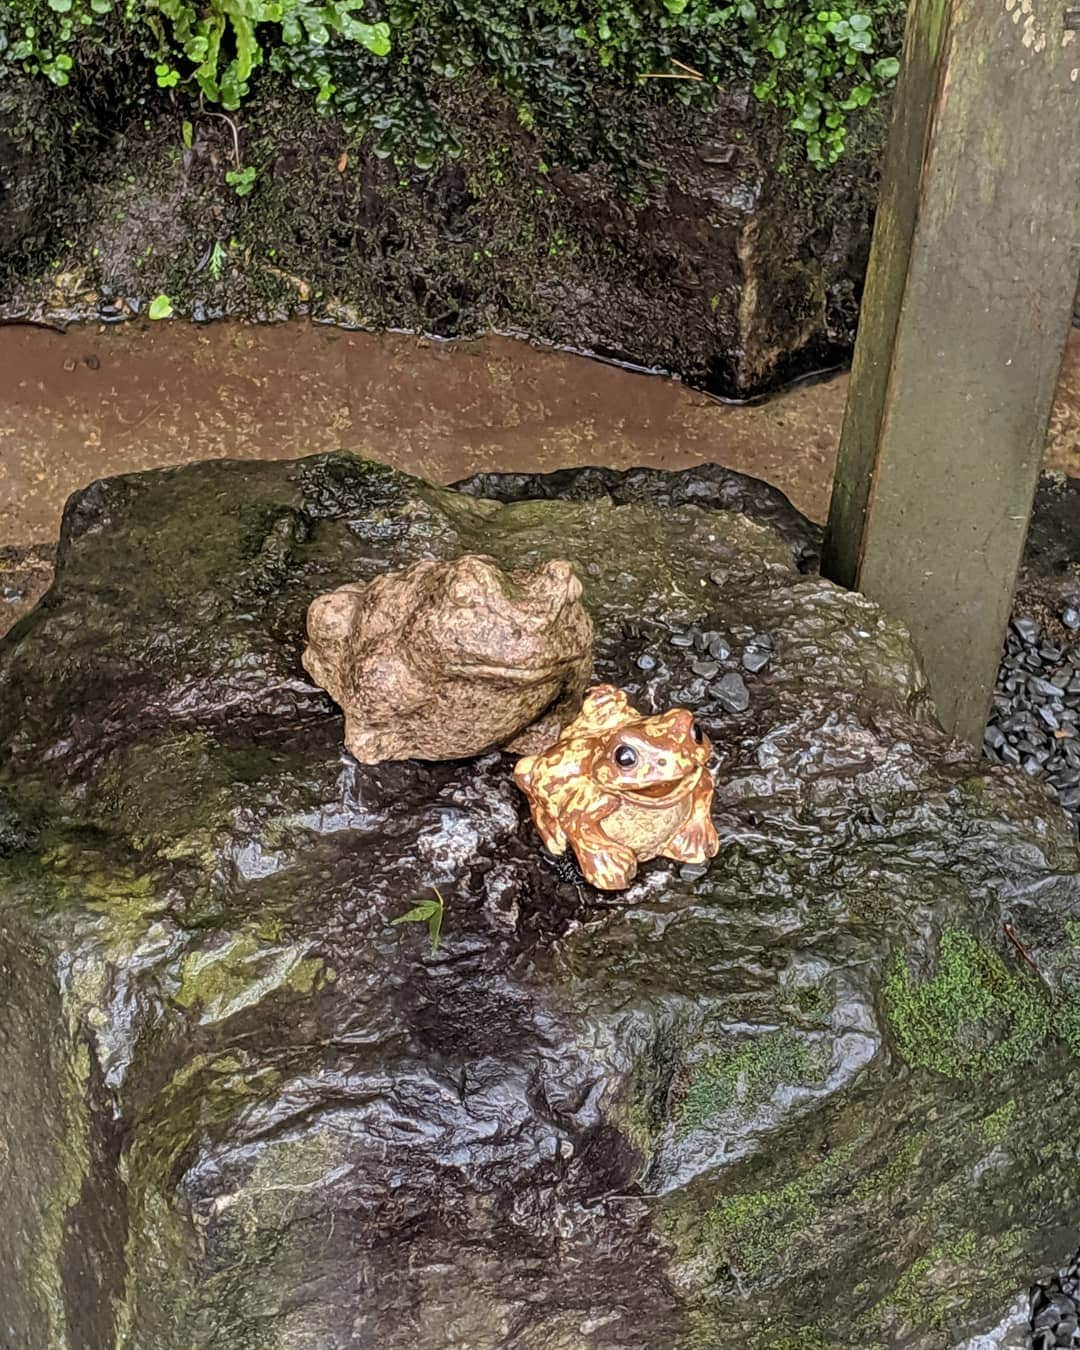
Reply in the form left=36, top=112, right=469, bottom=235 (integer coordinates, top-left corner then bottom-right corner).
left=691, top=722, right=703, bottom=744
left=613, top=745, right=638, bottom=769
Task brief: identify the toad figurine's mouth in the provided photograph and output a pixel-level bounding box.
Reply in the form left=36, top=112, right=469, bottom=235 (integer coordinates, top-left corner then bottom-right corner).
left=619, top=772, right=700, bottom=805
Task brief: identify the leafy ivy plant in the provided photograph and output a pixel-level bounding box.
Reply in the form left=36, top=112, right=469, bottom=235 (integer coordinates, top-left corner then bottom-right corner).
left=225, top=164, right=257, bottom=195
left=0, top=0, right=903, bottom=168
left=747, top=4, right=901, bottom=165
left=142, top=0, right=389, bottom=109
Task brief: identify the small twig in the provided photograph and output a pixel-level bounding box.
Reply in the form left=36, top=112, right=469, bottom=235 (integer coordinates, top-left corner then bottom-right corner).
left=1004, top=922, right=1042, bottom=978
left=641, top=71, right=703, bottom=81
left=198, top=96, right=241, bottom=167
left=671, top=58, right=705, bottom=79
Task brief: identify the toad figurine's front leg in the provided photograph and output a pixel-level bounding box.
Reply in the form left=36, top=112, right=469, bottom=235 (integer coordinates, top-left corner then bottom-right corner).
left=568, top=803, right=639, bottom=890
left=664, top=769, right=720, bottom=864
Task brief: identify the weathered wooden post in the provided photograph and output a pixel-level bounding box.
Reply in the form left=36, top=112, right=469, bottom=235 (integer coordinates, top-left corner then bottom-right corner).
left=822, top=0, right=1080, bottom=744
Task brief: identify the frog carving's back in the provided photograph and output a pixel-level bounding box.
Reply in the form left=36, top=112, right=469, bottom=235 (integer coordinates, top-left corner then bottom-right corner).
left=302, top=554, right=594, bottom=763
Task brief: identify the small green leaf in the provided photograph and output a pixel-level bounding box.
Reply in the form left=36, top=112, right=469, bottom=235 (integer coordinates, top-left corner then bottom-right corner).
left=766, top=33, right=786, bottom=58
left=393, top=887, right=446, bottom=951
left=181, top=119, right=193, bottom=149
left=427, top=903, right=443, bottom=953
left=392, top=901, right=439, bottom=926
left=225, top=165, right=257, bottom=196
left=848, top=12, right=872, bottom=30
left=46, top=0, right=72, bottom=12
left=874, top=56, right=900, bottom=80
left=148, top=293, right=174, bottom=320
left=208, top=239, right=226, bottom=280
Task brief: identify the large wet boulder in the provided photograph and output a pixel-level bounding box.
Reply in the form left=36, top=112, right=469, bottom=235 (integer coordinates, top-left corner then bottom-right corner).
left=1, top=453, right=1079, bottom=1349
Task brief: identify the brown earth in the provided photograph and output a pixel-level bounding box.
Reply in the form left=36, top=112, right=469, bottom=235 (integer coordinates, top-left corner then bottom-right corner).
left=2, top=319, right=1077, bottom=636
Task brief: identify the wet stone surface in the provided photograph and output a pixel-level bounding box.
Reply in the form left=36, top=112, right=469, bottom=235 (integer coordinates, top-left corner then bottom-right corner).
left=2, top=454, right=1080, bottom=1349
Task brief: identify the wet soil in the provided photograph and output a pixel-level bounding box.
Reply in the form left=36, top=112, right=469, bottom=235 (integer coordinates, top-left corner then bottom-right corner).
left=2, top=319, right=1078, bottom=638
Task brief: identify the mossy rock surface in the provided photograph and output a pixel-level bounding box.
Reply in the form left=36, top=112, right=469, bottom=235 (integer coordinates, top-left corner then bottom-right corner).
left=1, top=452, right=1079, bottom=1347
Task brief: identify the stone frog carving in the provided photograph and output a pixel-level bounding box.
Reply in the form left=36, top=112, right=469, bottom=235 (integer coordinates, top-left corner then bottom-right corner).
left=302, top=554, right=594, bottom=763
left=514, top=684, right=719, bottom=890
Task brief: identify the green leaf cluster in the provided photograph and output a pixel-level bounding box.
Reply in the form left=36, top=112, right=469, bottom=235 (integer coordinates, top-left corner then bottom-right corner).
left=0, top=0, right=904, bottom=169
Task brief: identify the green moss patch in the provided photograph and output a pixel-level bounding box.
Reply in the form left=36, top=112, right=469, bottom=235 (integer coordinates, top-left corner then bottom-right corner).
left=678, top=1031, right=827, bottom=1135
left=700, top=1143, right=855, bottom=1278
left=884, top=927, right=1058, bottom=1079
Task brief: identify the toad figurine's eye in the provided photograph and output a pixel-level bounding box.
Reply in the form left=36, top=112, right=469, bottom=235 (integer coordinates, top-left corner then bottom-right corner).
left=613, top=745, right=638, bottom=768
left=691, top=722, right=703, bottom=744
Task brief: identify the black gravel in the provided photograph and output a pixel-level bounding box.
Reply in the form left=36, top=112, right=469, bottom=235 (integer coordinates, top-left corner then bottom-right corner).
left=1030, top=1251, right=1080, bottom=1348
left=985, top=608, right=1080, bottom=834
left=619, top=616, right=768, bottom=726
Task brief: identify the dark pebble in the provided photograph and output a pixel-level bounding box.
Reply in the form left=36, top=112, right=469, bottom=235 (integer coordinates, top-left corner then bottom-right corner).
left=636, top=654, right=658, bottom=673
left=742, top=645, right=772, bottom=674
left=1062, top=607, right=1080, bottom=630
left=674, top=678, right=710, bottom=706
left=708, top=636, right=732, bottom=662
left=713, top=673, right=750, bottom=714
left=985, top=725, right=1007, bottom=751
left=670, top=634, right=694, bottom=649
left=1013, top=616, right=1040, bottom=646
left=1038, top=706, right=1061, bottom=731
left=1001, top=743, right=1022, bottom=765
left=1030, top=677, right=1065, bottom=700
left=691, top=659, right=720, bottom=679
left=83, top=354, right=100, bottom=370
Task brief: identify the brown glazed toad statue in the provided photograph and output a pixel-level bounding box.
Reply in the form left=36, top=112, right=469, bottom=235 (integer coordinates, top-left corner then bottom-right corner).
left=302, top=554, right=594, bottom=763
left=514, top=684, right=719, bottom=890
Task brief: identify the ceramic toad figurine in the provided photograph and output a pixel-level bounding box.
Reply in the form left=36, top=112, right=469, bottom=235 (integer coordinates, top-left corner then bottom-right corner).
left=514, top=684, right=719, bottom=890
left=302, top=554, right=593, bottom=763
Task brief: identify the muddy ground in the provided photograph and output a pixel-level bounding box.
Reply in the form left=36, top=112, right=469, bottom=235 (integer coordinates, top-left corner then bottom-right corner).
left=2, top=318, right=1077, bottom=637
